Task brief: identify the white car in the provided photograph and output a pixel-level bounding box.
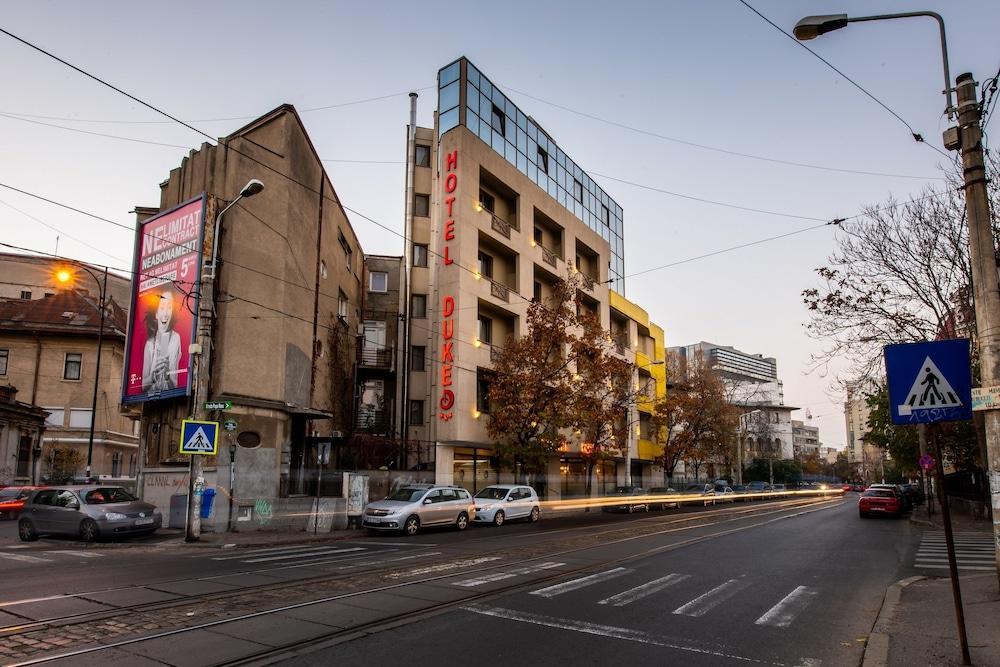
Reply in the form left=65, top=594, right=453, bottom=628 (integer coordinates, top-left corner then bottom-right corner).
left=473, top=485, right=541, bottom=526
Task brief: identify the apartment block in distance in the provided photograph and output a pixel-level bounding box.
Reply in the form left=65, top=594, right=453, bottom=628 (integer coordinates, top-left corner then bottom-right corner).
left=403, top=57, right=634, bottom=500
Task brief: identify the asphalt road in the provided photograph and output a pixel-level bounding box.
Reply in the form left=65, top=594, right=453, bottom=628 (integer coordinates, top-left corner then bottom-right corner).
left=280, top=497, right=920, bottom=667
left=0, top=495, right=927, bottom=666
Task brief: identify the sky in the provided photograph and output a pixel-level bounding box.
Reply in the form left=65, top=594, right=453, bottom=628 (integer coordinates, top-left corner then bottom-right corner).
left=1, top=1, right=998, bottom=451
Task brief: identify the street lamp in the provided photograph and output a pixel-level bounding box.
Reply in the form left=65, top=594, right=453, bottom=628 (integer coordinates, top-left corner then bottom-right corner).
left=793, top=12, right=954, bottom=117
left=55, top=261, right=109, bottom=482
left=186, top=178, right=264, bottom=543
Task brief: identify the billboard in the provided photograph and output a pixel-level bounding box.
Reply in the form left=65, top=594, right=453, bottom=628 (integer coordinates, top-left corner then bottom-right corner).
left=122, top=194, right=206, bottom=404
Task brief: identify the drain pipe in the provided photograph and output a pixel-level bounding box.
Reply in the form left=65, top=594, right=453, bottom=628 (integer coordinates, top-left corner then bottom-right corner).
left=400, top=92, right=418, bottom=463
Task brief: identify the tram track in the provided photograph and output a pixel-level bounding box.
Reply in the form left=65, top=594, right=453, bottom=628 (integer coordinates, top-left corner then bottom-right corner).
left=4, top=495, right=844, bottom=666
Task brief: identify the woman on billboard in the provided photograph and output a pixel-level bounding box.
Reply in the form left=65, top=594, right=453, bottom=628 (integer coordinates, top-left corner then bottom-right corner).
left=141, top=286, right=182, bottom=393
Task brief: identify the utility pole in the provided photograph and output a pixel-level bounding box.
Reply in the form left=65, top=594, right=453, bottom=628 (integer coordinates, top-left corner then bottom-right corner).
left=952, top=73, right=1000, bottom=590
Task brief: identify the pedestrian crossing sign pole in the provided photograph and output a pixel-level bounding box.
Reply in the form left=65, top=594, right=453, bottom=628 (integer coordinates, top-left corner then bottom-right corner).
left=884, top=339, right=972, bottom=425
left=179, top=419, right=219, bottom=456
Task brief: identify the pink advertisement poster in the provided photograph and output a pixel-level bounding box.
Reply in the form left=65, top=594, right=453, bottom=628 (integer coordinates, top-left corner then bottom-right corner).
left=122, top=195, right=205, bottom=404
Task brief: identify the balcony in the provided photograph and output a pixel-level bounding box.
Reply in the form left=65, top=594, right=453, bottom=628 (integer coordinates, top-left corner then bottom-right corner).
left=490, top=344, right=504, bottom=363
left=489, top=211, right=514, bottom=239
left=359, top=347, right=393, bottom=369
left=580, top=272, right=596, bottom=292
left=490, top=280, right=510, bottom=303
left=355, top=409, right=390, bottom=433
left=541, top=246, right=558, bottom=268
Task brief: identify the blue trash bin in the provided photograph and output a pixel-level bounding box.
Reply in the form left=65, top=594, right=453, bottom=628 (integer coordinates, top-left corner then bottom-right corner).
left=200, top=488, right=216, bottom=518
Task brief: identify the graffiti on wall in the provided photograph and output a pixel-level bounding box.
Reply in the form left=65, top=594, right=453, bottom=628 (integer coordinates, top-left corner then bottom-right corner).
left=254, top=498, right=273, bottom=526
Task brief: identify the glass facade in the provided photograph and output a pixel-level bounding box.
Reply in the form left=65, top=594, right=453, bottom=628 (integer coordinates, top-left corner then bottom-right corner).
left=438, top=58, right=626, bottom=288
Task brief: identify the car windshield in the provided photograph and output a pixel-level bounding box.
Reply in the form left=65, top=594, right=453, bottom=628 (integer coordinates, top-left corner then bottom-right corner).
left=387, top=488, right=427, bottom=502
left=0, top=488, right=21, bottom=499
left=85, top=488, right=136, bottom=504
left=475, top=487, right=508, bottom=500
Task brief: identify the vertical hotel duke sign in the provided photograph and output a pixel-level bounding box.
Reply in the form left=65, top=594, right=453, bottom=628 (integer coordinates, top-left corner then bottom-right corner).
left=439, top=149, right=458, bottom=421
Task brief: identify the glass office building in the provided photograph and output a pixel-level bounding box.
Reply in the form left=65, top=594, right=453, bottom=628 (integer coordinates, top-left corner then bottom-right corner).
left=438, top=57, right=626, bottom=289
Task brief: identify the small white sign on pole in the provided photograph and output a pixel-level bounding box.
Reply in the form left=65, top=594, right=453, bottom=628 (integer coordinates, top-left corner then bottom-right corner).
left=971, top=385, right=1000, bottom=411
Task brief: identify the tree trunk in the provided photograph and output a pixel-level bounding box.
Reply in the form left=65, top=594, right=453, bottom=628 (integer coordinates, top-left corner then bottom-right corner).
left=585, top=461, right=595, bottom=512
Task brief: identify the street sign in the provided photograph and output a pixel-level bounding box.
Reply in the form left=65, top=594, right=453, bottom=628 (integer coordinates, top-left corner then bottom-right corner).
left=179, top=419, right=219, bottom=455
left=919, top=454, right=936, bottom=471
left=204, top=401, right=232, bottom=411
left=971, top=385, right=1000, bottom=411
left=223, top=419, right=237, bottom=432
left=884, top=339, right=972, bottom=425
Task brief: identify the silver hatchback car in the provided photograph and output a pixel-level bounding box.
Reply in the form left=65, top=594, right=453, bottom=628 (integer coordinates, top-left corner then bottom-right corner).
left=363, top=484, right=476, bottom=536
left=473, top=485, right=541, bottom=526
left=19, top=486, right=162, bottom=542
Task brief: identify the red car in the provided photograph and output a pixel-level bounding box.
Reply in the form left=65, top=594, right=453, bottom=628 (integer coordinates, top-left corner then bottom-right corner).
left=841, top=484, right=851, bottom=492
left=0, top=486, right=44, bottom=520
left=858, top=488, right=902, bottom=518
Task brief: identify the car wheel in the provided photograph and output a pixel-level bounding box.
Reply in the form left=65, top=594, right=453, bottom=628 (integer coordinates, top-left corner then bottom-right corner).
left=18, top=519, right=37, bottom=542
left=80, top=518, right=100, bottom=543
left=627, top=505, right=634, bottom=514
left=455, top=512, right=469, bottom=531
left=492, top=511, right=505, bottom=527
left=529, top=507, right=540, bottom=523
left=402, top=515, right=420, bottom=536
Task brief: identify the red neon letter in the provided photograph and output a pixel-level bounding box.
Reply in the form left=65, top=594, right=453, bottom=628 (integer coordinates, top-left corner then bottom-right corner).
left=445, top=196, right=456, bottom=217
left=443, top=246, right=453, bottom=265
left=445, top=150, right=458, bottom=171
left=441, top=364, right=453, bottom=387
left=442, top=295, right=455, bottom=317
left=442, top=320, right=454, bottom=339
left=445, top=173, right=457, bottom=193
left=439, top=389, right=455, bottom=411
left=444, top=219, right=455, bottom=241
left=442, top=341, right=454, bottom=363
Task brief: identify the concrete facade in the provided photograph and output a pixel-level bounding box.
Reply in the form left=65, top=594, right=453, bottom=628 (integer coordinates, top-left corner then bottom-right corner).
left=844, top=383, right=873, bottom=465
left=792, top=419, right=821, bottom=458
left=135, top=105, right=363, bottom=530
left=0, top=287, right=137, bottom=483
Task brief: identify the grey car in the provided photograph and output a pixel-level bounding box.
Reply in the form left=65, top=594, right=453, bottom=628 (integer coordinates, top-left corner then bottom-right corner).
left=18, top=486, right=162, bottom=542
left=362, top=484, right=476, bottom=536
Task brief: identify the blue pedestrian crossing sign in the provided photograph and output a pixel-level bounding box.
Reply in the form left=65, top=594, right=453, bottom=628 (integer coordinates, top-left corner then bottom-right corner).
left=179, top=419, right=219, bottom=455
left=884, top=339, right=972, bottom=425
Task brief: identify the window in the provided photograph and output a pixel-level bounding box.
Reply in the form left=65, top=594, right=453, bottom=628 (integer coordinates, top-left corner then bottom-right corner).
left=69, top=409, right=93, bottom=428
left=20, top=290, right=31, bottom=300
left=533, top=281, right=542, bottom=302
left=128, top=454, right=137, bottom=477
left=409, top=400, right=424, bottom=426
left=476, top=370, right=492, bottom=413
left=111, top=452, right=122, bottom=477
left=490, top=104, right=505, bottom=136
left=414, top=194, right=430, bottom=217
left=537, top=147, right=549, bottom=174
left=479, top=190, right=495, bottom=213
left=413, top=244, right=428, bottom=268
left=63, top=353, right=82, bottom=380
left=338, top=290, right=349, bottom=319
left=0, top=348, right=7, bottom=375
left=369, top=271, right=388, bottom=293
left=44, top=408, right=64, bottom=427
left=415, top=144, right=430, bottom=167
left=601, top=205, right=610, bottom=226
left=362, top=321, right=386, bottom=353
left=573, top=179, right=583, bottom=202
left=533, top=227, right=543, bottom=245
left=478, top=315, right=493, bottom=345
left=411, top=294, right=427, bottom=318
left=477, top=252, right=494, bottom=279
left=411, top=346, right=426, bottom=371
left=339, top=231, right=352, bottom=268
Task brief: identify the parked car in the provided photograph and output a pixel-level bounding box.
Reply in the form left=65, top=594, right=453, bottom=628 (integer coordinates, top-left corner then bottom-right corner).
left=713, top=486, right=736, bottom=503
left=851, top=483, right=865, bottom=492
left=858, top=488, right=903, bottom=518
left=601, top=486, right=649, bottom=513
left=745, top=481, right=772, bottom=496
left=679, top=483, right=715, bottom=506
left=0, top=486, right=44, bottom=520
left=842, top=484, right=852, bottom=492
left=898, top=483, right=924, bottom=505
left=472, top=485, right=540, bottom=526
left=730, top=484, right=749, bottom=501
left=18, top=486, right=161, bottom=542
left=363, top=484, right=476, bottom=535
left=648, top=486, right=679, bottom=510
left=868, top=483, right=912, bottom=511
left=771, top=483, right=787, bottom=493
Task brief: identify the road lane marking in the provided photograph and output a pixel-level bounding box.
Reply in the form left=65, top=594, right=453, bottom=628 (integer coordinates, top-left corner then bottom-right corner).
left=915, top=563, right=993, bottom=571
left=673, top=577, right=751, bottom=617
left=598, top=573, right=691, bottom=606
left=239, top=547, right=365, bottom=563
left=755, top=586, right=819, bottom=628
left=529, top=567, right=630, bottom=598
left=464, top=603, right=802, bottom=666
left=386, top=556, right=501, bottom=578
left=0, top=553, right=51, bottom=564
left=211, top=545, right=361, bottom=561
left=454, top=562, right=565, bottom=587
left=45, top=550, right=103, bottom=558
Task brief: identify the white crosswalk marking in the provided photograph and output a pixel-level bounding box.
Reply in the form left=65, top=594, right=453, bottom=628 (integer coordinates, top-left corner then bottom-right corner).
left=45, top=550, right=104, bottom=558
left=530, top=568, right=630, bottom=598
left=0, top=552, right=51, bottom=563
left=755, top=586, right=819, bottom=628
left=453, top=562, right=565, bottom=587
left=239, top=547, right=365, bottom=563
left=673, top=577, right=751, bottom=617
left=210, top=545, right=357, bottom=561
left=914, top=532, right=995, bottom=572
left=598, top=573, right=691, bottom=607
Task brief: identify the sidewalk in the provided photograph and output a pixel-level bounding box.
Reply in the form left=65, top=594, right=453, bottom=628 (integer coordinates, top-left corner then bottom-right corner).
left=864, top=506, right=1000, bottom=666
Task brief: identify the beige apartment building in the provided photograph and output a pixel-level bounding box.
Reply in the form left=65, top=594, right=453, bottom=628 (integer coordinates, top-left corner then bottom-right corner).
left=403, top=58, right=638, bottom=499
left=844, top=383, right=873, bottom=466
left=135, top=105, right=364, bottom=529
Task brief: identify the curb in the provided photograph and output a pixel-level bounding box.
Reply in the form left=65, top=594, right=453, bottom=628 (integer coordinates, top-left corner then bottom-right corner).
left=862, top=575, right=924, bottom=667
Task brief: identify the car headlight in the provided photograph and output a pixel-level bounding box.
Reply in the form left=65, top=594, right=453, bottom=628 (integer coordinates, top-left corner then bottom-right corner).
left=477, top=504, right=494, bottom=512
left=104, top=512, right=127, bottom=521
